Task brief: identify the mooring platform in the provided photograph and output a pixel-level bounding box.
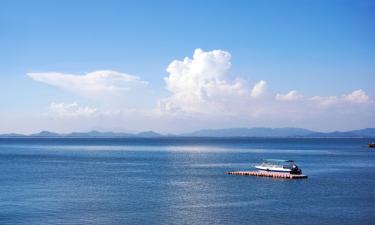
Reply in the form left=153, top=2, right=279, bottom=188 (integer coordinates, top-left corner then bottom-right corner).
left=226, top=171, right=308, bottom=179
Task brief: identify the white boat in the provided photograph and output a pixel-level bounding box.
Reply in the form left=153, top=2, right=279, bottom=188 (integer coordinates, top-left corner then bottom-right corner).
left=255, top=159, right=302, bottom=174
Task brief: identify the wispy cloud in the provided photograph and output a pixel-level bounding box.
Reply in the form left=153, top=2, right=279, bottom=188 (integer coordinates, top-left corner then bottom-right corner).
left=50, top=102, right=97, bottom=117
left=27, top=70, right=148, bottom=98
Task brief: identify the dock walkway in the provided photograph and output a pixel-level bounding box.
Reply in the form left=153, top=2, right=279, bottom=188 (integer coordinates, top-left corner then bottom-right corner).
left=226, top=171, right=308, bottom=179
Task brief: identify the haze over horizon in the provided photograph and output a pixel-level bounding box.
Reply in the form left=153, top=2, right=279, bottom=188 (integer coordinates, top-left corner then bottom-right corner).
left=1, top=0, right=374, bottom=134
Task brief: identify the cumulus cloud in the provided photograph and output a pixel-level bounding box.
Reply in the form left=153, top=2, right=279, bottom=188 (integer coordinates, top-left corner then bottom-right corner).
left=160, top=48, right=264, bottom=114
left=276, top=90, right=303, bottom=101
left=22, top=49, right=373, bottom=133
left=310, top=89, right=370, bottom=107
left=28, top=70, right=148, bottom=97
left=343, top=89, right=369, bottom=104
left=158, top=48, right=373, bottom=126
left=50, top=102, right=97, bottom=117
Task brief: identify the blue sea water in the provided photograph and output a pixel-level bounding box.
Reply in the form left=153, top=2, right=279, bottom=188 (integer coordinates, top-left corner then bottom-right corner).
left=0, top=138, right=374, bottom=225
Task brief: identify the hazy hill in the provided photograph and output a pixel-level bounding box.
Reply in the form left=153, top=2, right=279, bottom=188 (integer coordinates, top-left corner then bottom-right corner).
left=135, top=131, right=163, bottom=138
left=1, top=128, right=374, bottom=138
left=30, top=131, right=60, bottom=137
left=66, top=131, right=132, bottom=138
left=307, top=128, right=375, bottom=138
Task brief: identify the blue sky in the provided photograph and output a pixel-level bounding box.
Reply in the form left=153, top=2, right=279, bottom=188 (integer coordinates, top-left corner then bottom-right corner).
left=1, top=0, right=374, bottom=133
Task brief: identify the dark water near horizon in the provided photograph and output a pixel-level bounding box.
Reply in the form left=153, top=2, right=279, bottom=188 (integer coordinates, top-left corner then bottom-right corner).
left=0, top=138, right=374, bottom=225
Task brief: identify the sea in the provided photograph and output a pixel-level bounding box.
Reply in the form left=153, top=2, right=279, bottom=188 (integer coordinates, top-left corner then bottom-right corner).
left=0, top=137, right=374, bottom=225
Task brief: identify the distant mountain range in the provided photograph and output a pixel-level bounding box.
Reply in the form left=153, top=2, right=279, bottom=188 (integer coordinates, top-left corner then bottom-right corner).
left=0, top=128, right=374, bottom=138
left=183, top=127, right=313, bottom=137
left=183, top=127, right=375, bottom=138
left=0, top=130, right=163, bottom=138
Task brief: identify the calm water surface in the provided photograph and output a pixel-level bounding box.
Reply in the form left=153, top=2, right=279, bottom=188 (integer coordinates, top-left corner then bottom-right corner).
left=0, top=138, right=374, bottom=225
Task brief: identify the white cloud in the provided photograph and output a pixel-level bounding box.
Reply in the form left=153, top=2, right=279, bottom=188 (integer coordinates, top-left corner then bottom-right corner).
left=27, top=70, right=148, bottom=97
left=50, top=102, right=97, bottom=117
left=310, top=89, right=370, bottom=107
left=159, top=48, right=373, bottom=130
left=251, top=80, right=267, bottom=98
left=310, top=95, right=339, bottom=107
left=343, top=89, right=369, bottom=104
left=160, top=48, right=262, bottom=114
left=276, top=90, right=303, bottom=101
left=19, top=49, right=373, bottom=133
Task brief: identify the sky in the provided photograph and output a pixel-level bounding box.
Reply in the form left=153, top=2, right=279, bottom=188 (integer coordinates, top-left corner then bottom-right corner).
left=1, top=0, right=374, bottom=134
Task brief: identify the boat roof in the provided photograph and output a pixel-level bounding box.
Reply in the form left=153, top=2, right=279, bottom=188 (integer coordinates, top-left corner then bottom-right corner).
left=263, top=159, right=294, bottom=163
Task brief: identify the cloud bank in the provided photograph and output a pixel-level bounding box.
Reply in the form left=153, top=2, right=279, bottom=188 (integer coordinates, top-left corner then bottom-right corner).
left=25, top=49, right=373, bottom=133
left=160, top=49, right=371, bottom=116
